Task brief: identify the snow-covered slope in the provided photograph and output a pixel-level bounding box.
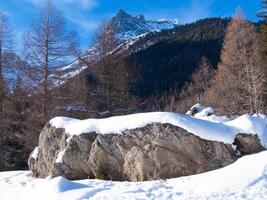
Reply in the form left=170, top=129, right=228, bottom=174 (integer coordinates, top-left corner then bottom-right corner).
left=1, top=151, right=267, bottom=200
left=50, top=112, right=267, bottom=147
left=48, top=60, right=87, bottom=86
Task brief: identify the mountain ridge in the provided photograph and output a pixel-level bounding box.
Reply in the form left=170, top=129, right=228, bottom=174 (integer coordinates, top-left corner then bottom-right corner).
left=52, top=9, right=181, bottom=86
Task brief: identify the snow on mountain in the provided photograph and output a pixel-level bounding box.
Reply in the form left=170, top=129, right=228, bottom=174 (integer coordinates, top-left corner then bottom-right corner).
left=1, top=151, right=267, bottom=200
left=49, top=111, right=267, bottom=147
left=112, top=9, right=179, bottom=41
left=48, top=61, right=87, bottom=86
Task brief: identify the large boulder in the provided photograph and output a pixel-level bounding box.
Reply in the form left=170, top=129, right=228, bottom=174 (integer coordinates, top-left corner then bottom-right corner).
left=29, top=122, right=239, bottom=181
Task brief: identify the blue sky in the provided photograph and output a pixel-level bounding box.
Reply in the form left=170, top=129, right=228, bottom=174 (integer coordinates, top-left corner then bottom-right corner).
left=0, top=0, right=263, bottom=51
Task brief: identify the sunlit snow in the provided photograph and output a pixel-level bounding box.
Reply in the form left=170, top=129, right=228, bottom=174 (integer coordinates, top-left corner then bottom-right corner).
left=1, top=151, right=267, bottom=200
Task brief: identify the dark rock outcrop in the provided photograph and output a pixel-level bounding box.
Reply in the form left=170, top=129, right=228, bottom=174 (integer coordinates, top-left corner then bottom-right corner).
left=29, top=122, right=239, bottom=181
left=233, top=133, right=265, bottom=155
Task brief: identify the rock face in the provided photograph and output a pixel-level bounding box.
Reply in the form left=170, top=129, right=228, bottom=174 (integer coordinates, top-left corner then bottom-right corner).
left=233, top=133, right=265, bottom=155
left=28, top=122, right=240, bottom=181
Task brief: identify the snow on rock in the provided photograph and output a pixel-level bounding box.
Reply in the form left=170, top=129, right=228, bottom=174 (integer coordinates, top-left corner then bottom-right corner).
left=186, top=103, right=229, bottom=123
left=55, top=149, right=66, bottom=164
left=31, top=147, right=39, bottom=160
left=194, top=106, right=214, bottom=117
left=226, top=114, right=267, bottom=147
left=49, top=111, right=267, bottom=147
left=50, top=112, right=235, bottom=144
left=1, top=151, right=267, bottom=200
left=186, top=103, right=206, bottom=116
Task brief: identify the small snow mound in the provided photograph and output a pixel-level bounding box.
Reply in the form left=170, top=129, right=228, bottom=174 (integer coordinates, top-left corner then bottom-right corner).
left=50, top=176, right=88, bottom=193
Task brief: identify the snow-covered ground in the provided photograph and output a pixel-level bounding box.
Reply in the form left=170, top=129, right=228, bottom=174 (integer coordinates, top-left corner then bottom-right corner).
left=1, top=151, right=267, bottom=200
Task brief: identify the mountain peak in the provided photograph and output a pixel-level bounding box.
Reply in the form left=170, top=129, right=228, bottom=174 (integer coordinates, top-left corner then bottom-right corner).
left=115, top=9, right=130, bottom=18
left=111, top=9, right=179, bottom=41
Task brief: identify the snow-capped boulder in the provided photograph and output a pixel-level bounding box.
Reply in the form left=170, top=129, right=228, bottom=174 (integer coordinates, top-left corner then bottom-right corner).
left=28, top=112, right=267, bottom=181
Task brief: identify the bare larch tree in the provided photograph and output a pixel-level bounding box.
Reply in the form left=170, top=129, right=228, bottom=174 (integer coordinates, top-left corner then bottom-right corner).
left=206, top=9, right=266, bottom=114
left=23, top=0, right=73, bottom=120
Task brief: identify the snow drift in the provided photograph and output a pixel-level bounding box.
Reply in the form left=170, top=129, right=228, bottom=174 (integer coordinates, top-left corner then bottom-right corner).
left=2, top=151, right=267, bottom=200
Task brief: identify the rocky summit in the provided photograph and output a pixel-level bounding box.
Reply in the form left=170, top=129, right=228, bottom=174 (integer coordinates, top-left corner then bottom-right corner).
left=111, top=9, right=179, bottom=41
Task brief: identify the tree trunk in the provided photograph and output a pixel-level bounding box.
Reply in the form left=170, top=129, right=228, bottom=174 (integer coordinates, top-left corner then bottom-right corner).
left=43, top=8, right=50, bottom=120
left=0, top=19, right=3, bottom=119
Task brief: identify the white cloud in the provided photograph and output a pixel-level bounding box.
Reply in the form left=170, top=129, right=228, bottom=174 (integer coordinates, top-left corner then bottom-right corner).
left=66, top=14, right=98, bottom=30
left=144, top=0, right=214, bottom=24
left=22, top=0, right=44, bottom=5
left=22, top=0, right=98, bottom=9
left=18, top=0, right=100, bottom=32
left=180, top=0, right=214, bottom=23
left=62, top=0, right=98, bottom=9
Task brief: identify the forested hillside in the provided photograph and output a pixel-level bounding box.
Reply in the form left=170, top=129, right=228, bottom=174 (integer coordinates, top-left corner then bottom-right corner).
left=58, top=18, right=230, bottom=117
